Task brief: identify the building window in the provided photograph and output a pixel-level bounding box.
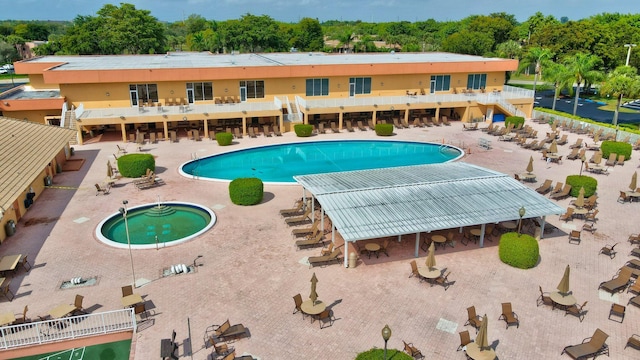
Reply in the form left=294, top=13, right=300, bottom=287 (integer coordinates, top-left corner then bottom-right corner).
left=467, top=74, right=487, bottom=90
left=240, top=80, right=265, bottom=99
left=349, top=77, right=372, bottom=95
left=129, top=84, right=158, bottom=104
left=187, top=82, right=213, bottom=101
left=305, top=78, right=329, bottom=96
left=430, top=75, right=450, bottom=92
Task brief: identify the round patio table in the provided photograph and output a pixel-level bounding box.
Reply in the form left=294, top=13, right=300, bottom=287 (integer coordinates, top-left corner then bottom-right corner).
left=301, top=300, right=326, bottom=316
left=550, top=292, right=576, bottom=309
left=431, top=235, right=446, bottom=248
left=465, top=343, right=496, bottom=360
left=418, top=267, right=440, bottom=280
left=365, top=243, right=381, bottom=258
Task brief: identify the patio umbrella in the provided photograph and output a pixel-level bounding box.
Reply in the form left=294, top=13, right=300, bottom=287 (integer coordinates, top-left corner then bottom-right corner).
left=551, top=123, right=557, bottom=133
left=425, top=242, right=436, bottom=270
left=309, top=272, right=319, bottom=305
left=107, top=160, right=113, bottom=179
left=593, top=151, right=602, bottom=165
left=557, top=265, right=570, bottom=295
left=630, top=172, right=638, bottom=191
left=475, top=314, right=490, bottom=351
left=574, top=187, right=585, bottom=208
left=526, top=156, right=534, bottom=174
left=549, top=139, right=558, bottom=154
left=593, top=133, right=600, bottom=144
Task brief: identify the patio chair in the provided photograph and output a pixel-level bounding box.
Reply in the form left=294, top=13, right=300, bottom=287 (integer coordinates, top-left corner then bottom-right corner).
left=213, top=319, right=247, bottom=341
left=434, top=271, right=451, bottom=290
left=568, top=230, right=581, bottom=244
left=559, top=208, right=574, bottom=222
left=116, top=144, right=128, bottom=154
left=368, top=120, right=376, bottom=130
left=566, top=148, right=579, bottom=160
left=308, top=249, right=342, bottom=268
left=412, top=118, right=424, bottom=128
left=599, top=267, right=632, bottom=294
left=409, top=260, right=424, bottom=282
left=72, top=294, right=85, bottom=315
left=122, top=285, right=133, bottom=297
left=625, top=334, right=640, bottom=350
left=170, top=131, right=178, bottom=143
left=209, top=337, right=233, bottom=357
left=402, top=118, right=411, bottom=128
left=618, top=191, right=630, bottom=203
left=295, top=232, right=325, bottom=249
left=233, top=128, right=243, bottom=139
left=549, top=182, right=563, bottom=196
left=561, top=328, right=609, bottom=359
left=599, top=243, right=618, bottom=259
left=402, top=340, right=424, bottom=359
left=569, top=138, right=583, bottom=149
left=1, top=278, right=14, bottom=301
left=160, top=330, right=179, bottom=360
left=357, top=121, right=367, bottom=131
left=95, top=183, right=110, bottom=196
left=221, top=350, right=255, bottom=360
left=13, top=305, right=29, bottom=325
left=262, top=125, right=272, bottom=137
left=328, top=122, right=340, bottom=133
left=630, top=234, right=640, bottom=245
left=616, top=154, right=626, bottom=165
left=280, top=199, right=305, bottom=217
left=19, top=254, right=32, bottom=272
left=632, top=247, right=640, bottom=258
left=442, top=116, right=451, bottom=126
left=550, top=184, right=572, bottom=200
left=285, top=208, right=311, bottom=225
left=498, top=302, right=519, bottom=329
left=537, top=286, right=554, bottom=308
left=317, top=309, right=335, bottom=329
left=605, top=153, right=617, bottom=166
left=608, top=303, right=625, bottom=323
left=457, top=330, right=472, bottom=351
left=465, top=306, right=482, bottom=333
left=292, top=220, right=320, bottom=237
left=247, top=127, right=257, bottom=138
left=630, top=295, right=640, bottom=308
left=292, top=294, right=304, bottom=317
left=628, top=278, right=640, bottom=295
left=565, top=301, right=588, bottom=322
left=273, top=125, right=282, bottom=136
left=320, top=243, right=334, bottom=256
left=345, top=120, right=355, bottom=132
left=378, top=239, right=390, bottom=257
left=536, top=179, right=553, bottom=194
left=393, top=118, right=404, bottom=129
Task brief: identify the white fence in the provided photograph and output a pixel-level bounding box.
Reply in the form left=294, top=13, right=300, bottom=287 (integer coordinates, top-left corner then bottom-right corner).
left=0, top=308, right=135, bottom=350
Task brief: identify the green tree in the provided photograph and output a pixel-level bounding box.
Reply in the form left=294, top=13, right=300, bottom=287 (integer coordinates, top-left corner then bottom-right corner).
left=518, top=47, right=554, bottom=93
left=441, top=30, right=493, bottom=55
left=293, top=18, right=324, bottom=51
left=0, top=40, right=19, bottom=63
left=562, top=52, right=604, bottom=115
left=542, top=62, right=573, bottom=111
left=495, top=40, right=521, bottom=59
left=599, top=66, right=640, bottom=136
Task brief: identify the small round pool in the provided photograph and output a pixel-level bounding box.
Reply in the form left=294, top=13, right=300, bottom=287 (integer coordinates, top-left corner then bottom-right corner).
left=96, top=202, right=216, bottom=249
left=180, top=140, right=463, bottom=183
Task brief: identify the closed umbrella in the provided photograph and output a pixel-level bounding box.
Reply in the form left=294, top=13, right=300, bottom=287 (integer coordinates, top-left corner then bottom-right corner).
left=593, top=133, right=600, bottom=144
left=557, top=265, right=570, bottom=295
left=309, top=272, right=319, bottom=305
left=526, top=156, right=534, bottom=174
left=630, top=172, right=637, bottom=191
left=107, top=160, right=113, bottom=179
left=574, top=187, right=585, bottom=208
left=475, top=314, right=489, bottom=351
left=593, top=151, right=602, bottom=165
left=549, top=139, right=558, bottom=154
left=425, top=242, right=436, bottom=270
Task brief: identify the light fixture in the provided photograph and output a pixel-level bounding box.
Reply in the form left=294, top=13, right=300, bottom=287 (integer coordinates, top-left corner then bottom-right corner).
left=406, top=103, right=410, bottom=106
left=119, top=115, right=125, bottom=120
left=183, top=116, right=187, bottom=121
left=292, top=85, right=296, bottom=90
left=242, top=110, right=247, bottom=114
left=203, top=112, right=208, bottom=116
left=390, top=106, right=394, bottom=111
left=380, top=82, right=384, bottom=86
left=170, top=90, right=174, bottom=95
left=105, top=92, right=110, bottom=97
left=339, top=105, right=344, bottom=110
left=381, top=325, right=392, bottom=360
left=518, top=206, right=526, bottom=236
left=374, top=104, right=378, bottom=108
left=119, top=200, right=137, bottom=288
left=224, top=88, right=228, bottom=93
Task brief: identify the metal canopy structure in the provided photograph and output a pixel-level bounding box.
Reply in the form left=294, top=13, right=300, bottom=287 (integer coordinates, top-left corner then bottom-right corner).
left=295, top=162, right=565, bottom=263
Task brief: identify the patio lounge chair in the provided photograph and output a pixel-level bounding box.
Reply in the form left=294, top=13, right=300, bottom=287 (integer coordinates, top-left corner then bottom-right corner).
left=95, top=183, right=110, bottom=196
left=627, top=278, right=640, bottom=295
left=345, top=120, right=355, bottom=132
left=565, top=301, right=588, bottom=322
left=549, top=182, right=563, bottom=196
left=273, top=125, right=282, bottom=136
left=537, top=286, right=554, bottom=308
left=616, top=154, right=626, bottom=165
left=320, top=243, right=334, bottom=256
left=605, top=153, right=617, bottom=166
left=434, top=271, right=451, bottom=290
left=629, top=234, right=640, bottom=245
left=233, top=128, right=243, bottom=139
left=368, top=120, right=376, bottom=130
left=457, top=330, right=472, bottom=351
left=291, top=220, right=319, bottom=237
left=330, top=122, right=340, bottom=133
left=308, top=249, right=342, bottom=268
left=584, top=209, right=598, bottom=223
left=357, top=121, right=367, bottom=131
left=465, top=306, right=482, bottom=333
left=630, top=295, right=640, bottom=308
left=212, top=319, right=247, bottom=341
left=317, top=123, right=326, bottom=134
left=248, top=127, right=257, bottom=138
left=170, top=130, right=178, bottom=143
left=556, top=134, right=568, bottom=145
left=568, top=230, right=581, bottom=244
left=285, top=208, right=311, bottom=225
left=599, top=267, right=632, bottom=294
left=599, top=243, right=618, bottom=259
left=442, top=116, right=451, bottom=126
left=117, top=144, right=128, bottom=154
left=262, top=125, right=272, bottom=137
left=559, top=208, right=574, bottom=222
left=569, top=138, right=583, bottom=149
left=566, top=148, right=579, bottom=160
left=402, top=340, right=424, bottom=359
left=280, top=200, right=305, bottom=217
left=625, top=334, right=640, bottom=350
left=536, top=179, right=553, bottom=194
left=498, top=302, right=519, bottom=329
left=561, top=328, right=609, bottom=359
left=550, top=184, right=572, bottom=200
left=221, top=350, right=255, bottom=360
left=295, top=232, right=325, bottom=249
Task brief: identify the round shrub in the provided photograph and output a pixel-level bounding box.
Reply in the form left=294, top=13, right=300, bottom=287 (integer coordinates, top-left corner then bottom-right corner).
left=117, top=153, right=155, bottom=178
left=499, top=232, right=539, bottom=269
left=229, top=178, right=264, bottom=205
left=216, top=132, right=233, bottom=146
left=601, top=140, right=632, bottom=162
left=505, top=116, right=525, bottom=129
left=375, top=123, right=394, bottom=136
left=566, top=175, right=597, bottom=197
left=294, top=124, right=314, bottom=137
left=355, top=349, right=412, bottom=360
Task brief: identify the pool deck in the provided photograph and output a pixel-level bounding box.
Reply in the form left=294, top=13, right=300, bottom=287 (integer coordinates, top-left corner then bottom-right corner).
left=2, top=122, right=640, bottom=359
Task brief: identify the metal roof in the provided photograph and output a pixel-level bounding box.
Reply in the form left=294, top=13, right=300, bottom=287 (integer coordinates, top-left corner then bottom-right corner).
left=294, top=163, right=565, bottom=242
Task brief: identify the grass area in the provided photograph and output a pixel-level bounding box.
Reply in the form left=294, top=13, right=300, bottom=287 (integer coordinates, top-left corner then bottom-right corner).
left=0, top=73, right=27, bottom=80
left=13, top=339, right=131, bottom=360
left=509, top=73, right=536, bottom=82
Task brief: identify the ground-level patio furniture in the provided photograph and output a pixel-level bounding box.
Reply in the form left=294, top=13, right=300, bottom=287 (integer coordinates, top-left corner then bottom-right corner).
left=403, top=340, right=424, bottom=359
left=599, top=243, right=618, bottom=259
left=608, top=303, right=625, bottom=323
left=211, top=319, right=248, bottom=341
left=465, top=306, right=482, bottom=333
left=308, top=249, right=342, bottom=268
left=569, top=230, right=581, bottom=244
left=498, top=302, right=519, bottom=329
left=161, top=330, right=179, bottom=360
left=626, top=334, right=640, bottom=350
left=457, top=330, right=472, bottom=351
left=599, top=267, right=632, bottom=294
left=561, top=328, right=609, bottom=359
left=537, top=286, right=554, bottom=308
left=565, top=301, right=588, bottom=322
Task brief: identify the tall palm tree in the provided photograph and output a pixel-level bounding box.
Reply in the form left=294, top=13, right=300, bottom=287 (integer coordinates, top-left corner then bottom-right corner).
left=518, top=47, right=554, bottom=93
left=600, top=65, right=640, bottom=139
left=562, top=52, right=604, bottom=116
left=542, top=62, right=573, bottom=111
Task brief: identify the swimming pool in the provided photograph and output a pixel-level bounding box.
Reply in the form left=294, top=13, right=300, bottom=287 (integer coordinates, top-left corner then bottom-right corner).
left=180, top=140, right=463, bottom=183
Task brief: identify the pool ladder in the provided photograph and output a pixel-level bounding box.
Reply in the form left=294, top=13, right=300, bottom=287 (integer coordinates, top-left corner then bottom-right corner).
left=190, top=153, right=200, bottom=179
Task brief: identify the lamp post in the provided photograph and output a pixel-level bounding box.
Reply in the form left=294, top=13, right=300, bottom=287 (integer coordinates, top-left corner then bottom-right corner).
left=518, top=206, right=526, bottom=236
left=625, top=44, right=636, bottom=66
left=381, top=324, right=392, bottom=360
left=119, top=200, right=137, bottom=288
left=579, top=154, right=587, bottom=177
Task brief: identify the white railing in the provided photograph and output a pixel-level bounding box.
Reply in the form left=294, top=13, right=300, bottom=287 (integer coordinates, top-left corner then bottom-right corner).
left=0, top=308, right=135, bottom=350
left=532, top=109, right=640, bottom=143
left=503, top=85, right=535, bottom=99
left=61, top=102, right=68, bottom=127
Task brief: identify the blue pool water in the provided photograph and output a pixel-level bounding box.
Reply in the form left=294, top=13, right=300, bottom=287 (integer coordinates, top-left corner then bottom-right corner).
left=180, top=140, right=463, bottom=183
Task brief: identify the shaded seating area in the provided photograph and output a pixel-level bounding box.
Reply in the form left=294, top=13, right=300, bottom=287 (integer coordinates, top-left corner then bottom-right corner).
left=561, top=328, right=609, bottom=359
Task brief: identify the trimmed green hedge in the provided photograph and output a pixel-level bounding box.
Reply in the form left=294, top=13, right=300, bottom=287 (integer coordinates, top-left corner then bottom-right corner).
left=566, top=175, right=597, bottom=197
left=117, top=153, right=155, bottom=178
left=294, top=124, right=314, bottom=137
left=375, top=123, right=394, bottom=136
left=355, top=349, right=412, bottom=360
left=216, top=132, right=233, bottom=146
left=505, top=116, right=525, bottom=129
left=601, top=140, right=632, bottom=162
left=499, top=232, right=539, bottom=269
left=229, top=178, right=264, bottom=205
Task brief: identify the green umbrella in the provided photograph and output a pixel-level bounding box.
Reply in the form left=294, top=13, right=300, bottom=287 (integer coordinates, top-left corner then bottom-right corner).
left=557, top=265, right=570, bottom=295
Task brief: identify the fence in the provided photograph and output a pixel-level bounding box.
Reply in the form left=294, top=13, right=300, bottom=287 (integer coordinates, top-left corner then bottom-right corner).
left=0, top=308, right=135, bottom=350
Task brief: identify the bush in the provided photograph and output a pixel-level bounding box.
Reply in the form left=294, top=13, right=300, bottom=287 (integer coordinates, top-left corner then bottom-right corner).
left=216, top=132, right=233, bottom=146
left=375, top=123, right=394, bottom=136
left=535, top=107, right=640, bottom=136
left=499, top=232, right=539, bottom=269
left=600, top=140, right=632, bottom=162
left=229, top=178, right=264, bottom=205
left=505, top=116, right=525, bottom=129
left=117, top=153, right=155, bottom=178
left=355, top=349, right=412, bottom=360
left=566, top=175, right=597, bottom=197
left=294, top=124, right=314, bottom=137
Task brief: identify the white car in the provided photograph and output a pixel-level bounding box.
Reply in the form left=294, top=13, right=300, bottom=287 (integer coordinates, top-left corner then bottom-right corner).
left=0, top=68, right=8, bottom=74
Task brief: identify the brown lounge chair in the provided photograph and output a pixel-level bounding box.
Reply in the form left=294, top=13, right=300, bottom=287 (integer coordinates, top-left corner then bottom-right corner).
left=626, top=334, right=640, bottom=350
left=291, top=220, right=319, bottom=237
left=262, top=125, right=272, bottom=137
left=536, top=179, right=553, bottom=194
left=599, top=267, right=632, bottom=294
left=280, top=200, right=306, bottom=217
left=308, top=249, right=342, bottom=268
left=294, top=232, right=325, bottom=249
left=498, top=302, right=519, bottom=329
left=273, top=125, right=282, bottom=136
left=464, top=306, right=482, bottom=333
left=550, top=184, right=572, bottom=200
left=561, top=328, right=609, bottom=359
left=284, top=208, right=311, bottom=225
left=599, top=243, right=618, bottom=259
left=559, top=208, right=574, bottom=222
left=95, top=183, right=110, bottom=195
left=221, top=350, right=255, bottom=360
left=402, top=340, right=424, bottom=359
left=605, top=153, right=617, bottom=166
left=330, top=122, right=340, bottom=133
left=357, top=121, right=367, bottom=131
left=345, top=120, right=355, bottom=132
left=212, top=319, right=247, bottom=341
left=549, top=182, right=563, bottom=196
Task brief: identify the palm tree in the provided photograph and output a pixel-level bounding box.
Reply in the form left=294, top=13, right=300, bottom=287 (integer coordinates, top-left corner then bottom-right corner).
left=542, top=62, right=573, bottom=111
left=562, top=52, right=604, bottom=116
left=336, top=30, right=355, bottom=53
left=600, top=65, right=640, bottom=139
left=518, top=47, right=554, bottom=93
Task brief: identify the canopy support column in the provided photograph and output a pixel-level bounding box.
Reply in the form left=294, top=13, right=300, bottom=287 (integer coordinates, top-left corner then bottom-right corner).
left=344, top=241, right=349, bottom=268
left=540, top=216, right=547, bottom=240
left=414, top=232, right=420, bottom=257
left=479, top=223, right=486, bottom=248
left=321, top=208, right=325, bottom=238
left=310, top=197, right=315, bottom=222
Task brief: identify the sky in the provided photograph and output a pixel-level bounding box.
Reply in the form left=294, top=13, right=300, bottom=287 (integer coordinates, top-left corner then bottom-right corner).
left=1, top=0, right=639, bottom=23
